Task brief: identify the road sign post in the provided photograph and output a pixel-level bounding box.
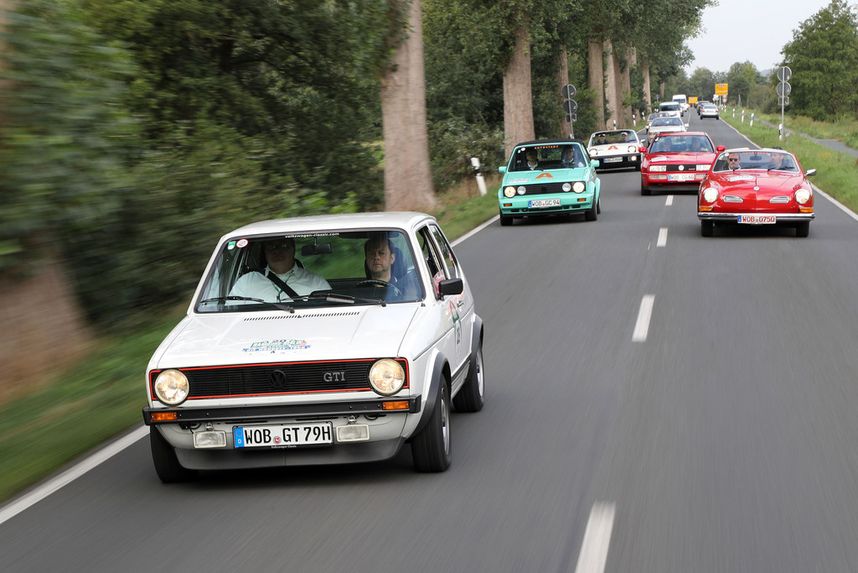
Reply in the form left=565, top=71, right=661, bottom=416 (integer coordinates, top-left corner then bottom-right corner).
left=562, top=84, right=577, bottom=138
left=777, top=66, right=791, bottom=141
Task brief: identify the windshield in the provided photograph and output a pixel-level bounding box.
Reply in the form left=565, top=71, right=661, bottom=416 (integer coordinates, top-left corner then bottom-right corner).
left=589, top=131, right=637, bottom=145
left=509, top=143, right=587, bottom=171
left=713, top=150, right=799, bottom=173
left=659, top=103, right=680, bottom=112
left=195, top=229, right=424, bottom=312
left=649, top=135, right=714, bottom=153
left=651, top=117, right=683, bottom=127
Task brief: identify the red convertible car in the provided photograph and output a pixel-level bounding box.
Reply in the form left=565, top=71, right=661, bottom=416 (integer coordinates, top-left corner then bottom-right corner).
left=641, top=131, right=723, bottom=195
left=697, top=148, right=816, bottom=237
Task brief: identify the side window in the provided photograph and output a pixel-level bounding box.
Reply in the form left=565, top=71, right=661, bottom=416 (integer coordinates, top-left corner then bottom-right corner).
left=417, top=226, right=446, bottom=298
left=428, top=225, right=459, bottom=279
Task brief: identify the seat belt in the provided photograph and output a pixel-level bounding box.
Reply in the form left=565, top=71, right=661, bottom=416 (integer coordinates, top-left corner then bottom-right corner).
left=265, top=269, right=301, bottom=300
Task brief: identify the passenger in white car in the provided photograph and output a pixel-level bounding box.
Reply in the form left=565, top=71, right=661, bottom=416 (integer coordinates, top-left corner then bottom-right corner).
left=229, top=237, right=330, bottom=301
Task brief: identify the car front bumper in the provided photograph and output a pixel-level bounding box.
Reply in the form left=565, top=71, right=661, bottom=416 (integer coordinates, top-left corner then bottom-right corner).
left=593, top=154, right=640, bottom=169
left=698, top=212, right=815, bottom=221
left=498, top=193, right=595, bottom=216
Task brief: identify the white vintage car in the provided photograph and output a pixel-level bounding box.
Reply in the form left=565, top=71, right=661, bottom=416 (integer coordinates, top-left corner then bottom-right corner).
left=587, top=129, right=643, bottom=171
left=143, top=212, right=485, bottom=481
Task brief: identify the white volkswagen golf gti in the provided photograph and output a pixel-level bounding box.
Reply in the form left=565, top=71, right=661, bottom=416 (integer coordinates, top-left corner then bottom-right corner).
left=143, top=212, right=485, bottom=481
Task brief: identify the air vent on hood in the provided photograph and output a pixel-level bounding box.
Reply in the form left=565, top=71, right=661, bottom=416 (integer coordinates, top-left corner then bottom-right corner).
left=244, top=311, right=361, bottom=322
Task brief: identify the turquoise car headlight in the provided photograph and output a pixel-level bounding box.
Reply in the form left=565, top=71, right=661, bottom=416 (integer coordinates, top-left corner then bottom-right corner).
left=562, top=183, right=572, bottom=192
left=573, top=181, right=585, bottom=193
left=503, top=186, right=516, bottom=198
left=517, top=186, right=526, bottom=195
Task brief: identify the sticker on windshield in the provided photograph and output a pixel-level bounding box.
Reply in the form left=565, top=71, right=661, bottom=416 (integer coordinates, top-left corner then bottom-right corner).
left=243, top=339, right=311, bottom=353
left=227, top=241, right=236, bottom=250
left=236, top=238, right=249, bottom=249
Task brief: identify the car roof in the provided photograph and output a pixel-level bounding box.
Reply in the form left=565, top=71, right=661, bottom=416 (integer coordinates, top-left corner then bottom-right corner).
left=222, top=212, right=436, bottom=239
left=513, top=139, right=586, bottom=147
left=656, top=131, right=709, bottom=137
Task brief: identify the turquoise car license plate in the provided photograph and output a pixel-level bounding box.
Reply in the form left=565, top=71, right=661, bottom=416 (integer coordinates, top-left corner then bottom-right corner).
left=528, top=199, right=561, bottom=208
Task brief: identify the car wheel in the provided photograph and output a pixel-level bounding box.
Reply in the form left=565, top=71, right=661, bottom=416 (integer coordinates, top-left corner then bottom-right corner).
left=150, top=426, right=196, bottom=483
left=701, top=220, right=714, bottom=237
left=499, top=213, right=513, bottom=227
left=795, top=221, right=810, bottom=238
left=453, top=343, right=484, bottom=413
left=585, top=199, right=598, bottom=221
left=641, top=185, right=652, bottom=196
left=596, top=199, right=602, bottom=214
left=412, top=381, right=452, bottom=472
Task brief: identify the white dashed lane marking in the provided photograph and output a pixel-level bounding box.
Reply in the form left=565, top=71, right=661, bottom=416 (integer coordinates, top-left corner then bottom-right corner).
left=574, top=502, right=616, bottom=573
left=657, top=227, right=668, bottom=247
left=632, top=295, right=655, bottom=342
left=665, top=195, right=674, bottom=206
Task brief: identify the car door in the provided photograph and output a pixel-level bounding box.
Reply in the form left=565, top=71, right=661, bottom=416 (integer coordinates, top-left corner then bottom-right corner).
left=427, top=224, right=472, bottom=379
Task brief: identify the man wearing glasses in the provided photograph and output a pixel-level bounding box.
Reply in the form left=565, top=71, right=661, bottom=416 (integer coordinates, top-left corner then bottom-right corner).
left=229, top=237, right=330, bottom=302
left=727, top=153, right=742, bottom=170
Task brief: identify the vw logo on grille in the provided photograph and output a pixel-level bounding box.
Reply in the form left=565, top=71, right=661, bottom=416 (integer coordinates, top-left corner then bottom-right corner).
left=270, top=369, right=288, bottom=388
left=678, top=165, right=685, bottom=171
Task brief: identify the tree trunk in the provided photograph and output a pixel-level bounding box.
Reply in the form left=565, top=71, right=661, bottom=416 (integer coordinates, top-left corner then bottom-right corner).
left=622, top=47, right=635, bottom=124
left=603, top=39, right=619, bottom=130
left=587, top=40, right=605, bottom=131
left=503, top=23, right=535, bottom=158
left=381, top=0, right=436, bottom=211
left=557, top=45, right=572, bottom=138
left=659, top=80, right=665, bottom=101
left=0, top=0, right=11, bottom=128
left=642, top=60, right=652, bottom=112
left=618, top=51, right=631, bottom=126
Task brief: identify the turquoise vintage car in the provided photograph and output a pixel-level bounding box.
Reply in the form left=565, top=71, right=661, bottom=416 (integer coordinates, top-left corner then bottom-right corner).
left=497, top=140, right=601, bottom=226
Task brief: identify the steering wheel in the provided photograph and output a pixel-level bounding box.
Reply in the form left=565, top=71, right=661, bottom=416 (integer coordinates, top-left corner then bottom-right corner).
left=356, top=279, right=402, bottom=297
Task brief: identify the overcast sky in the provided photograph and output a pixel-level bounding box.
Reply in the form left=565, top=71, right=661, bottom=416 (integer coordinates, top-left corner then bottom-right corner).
left=685, top=0, right=835, bottom=73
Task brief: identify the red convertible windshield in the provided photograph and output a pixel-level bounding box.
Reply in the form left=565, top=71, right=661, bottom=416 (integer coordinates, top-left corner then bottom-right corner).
left=713, top=150, right=799, bottom=173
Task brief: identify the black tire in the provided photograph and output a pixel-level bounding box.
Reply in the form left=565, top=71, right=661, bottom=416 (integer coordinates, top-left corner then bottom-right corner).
left=585, top=199, right=599, bottom=221
left=150, top=426, right=196, bottom=483
left=641, top=185, right=652, bottom=196
left=596, top=199, right=602, bottom=214
left=453, top=342, right=484, bottom=413
left=715, top=116, right=720, bottom=120
left=412, top=381, right=451, bottom=472
left=795, top=221, right=810, bottom=237
left=499, top=214, right=513, bottom=227
left=701, top=220, right=714, bottom=237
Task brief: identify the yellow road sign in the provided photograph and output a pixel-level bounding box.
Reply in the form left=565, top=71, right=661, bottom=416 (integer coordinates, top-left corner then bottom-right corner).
left=715, top=83, right=729, bottom=96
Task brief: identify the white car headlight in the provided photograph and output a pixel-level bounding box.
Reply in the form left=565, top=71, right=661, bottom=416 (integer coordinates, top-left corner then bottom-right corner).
left=627, top=145, right=636, bottom=153
left=703, top=187, right=719, bottom=203
left=573, top=181, right=586, bottom=193
left=650, top=165, right=667, bottom=172
left=589, top=148, right=598, bottom=156
left=696, top=164, right=711, bottom=171
left=369, top=359, right=406, bottom=396
left=154, top=369, right=190, bottom=405
left=517, top=186, right=526, bottom=195
left=503, top=186, right=516, bottom=198
left=795, top=188, right=812, bottom=204
left=562, top=182, right=572, bottom=192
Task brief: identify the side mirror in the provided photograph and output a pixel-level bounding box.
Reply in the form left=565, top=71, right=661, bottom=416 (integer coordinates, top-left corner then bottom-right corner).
left=498, top=166, right=507, bottom=174
left=590, top=159, right=600, bottom=169
left=438, top=278, right=464, bottom=297
left=805, top=168, right=817, bottom=177
left=639, top=146, right=648, bottom=153
left=716, top=145, right=725, bottom=152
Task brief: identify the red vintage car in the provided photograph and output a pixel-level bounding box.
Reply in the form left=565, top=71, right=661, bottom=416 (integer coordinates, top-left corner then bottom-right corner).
left=697, top=148, right=816, bottom=237
left=640, top=131, right=723, bottom=195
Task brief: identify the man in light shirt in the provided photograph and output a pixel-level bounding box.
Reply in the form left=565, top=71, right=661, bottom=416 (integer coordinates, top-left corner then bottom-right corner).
left=229, top=237, right=330, bottom=301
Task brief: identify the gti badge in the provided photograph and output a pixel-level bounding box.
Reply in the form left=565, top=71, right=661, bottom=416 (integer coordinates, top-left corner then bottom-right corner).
left=323, top=371, right=346, bottom=383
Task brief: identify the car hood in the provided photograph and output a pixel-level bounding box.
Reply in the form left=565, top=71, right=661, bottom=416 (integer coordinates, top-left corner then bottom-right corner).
left=155, top=304, right=420, bottom=368
left=649, top=125, right=685, bottom=133
left=647, top=151, right=717, bottom=164
left=712, top=172, right=804, bottom=194
left=589, top=143, right=638, bottom=155
left=503, top=168, right=591, bottom=185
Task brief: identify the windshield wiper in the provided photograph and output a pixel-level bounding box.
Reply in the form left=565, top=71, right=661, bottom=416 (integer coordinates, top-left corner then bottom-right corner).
left=306, top=292, right=387, bottom=307
left=198, top=295, right=295, bottom=313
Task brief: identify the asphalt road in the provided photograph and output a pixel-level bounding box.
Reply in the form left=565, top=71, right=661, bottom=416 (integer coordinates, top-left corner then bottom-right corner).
left=3, top=114, right=858, bottom=572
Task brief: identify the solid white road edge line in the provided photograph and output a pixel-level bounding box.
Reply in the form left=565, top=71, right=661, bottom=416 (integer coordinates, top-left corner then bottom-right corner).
left=574, top=502, right=616, bottom=573
left=632, top=295, right=655, bottom=342
left=721, top=118, right=858, bottom=223
left=451, top=215, right=500, bottom=246
left=657, top=227, right=668, bottom=247
left=665, top=195, right=674, bottom=206
left=0, top=212, right=501, bottom=524
left=0, top=425, right=149, bottom=526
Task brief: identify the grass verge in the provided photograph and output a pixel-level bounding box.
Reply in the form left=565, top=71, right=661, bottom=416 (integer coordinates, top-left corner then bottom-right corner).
left=0, top=181, right=500, bottom=503
left=722, top=111, right=858, bottom=214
